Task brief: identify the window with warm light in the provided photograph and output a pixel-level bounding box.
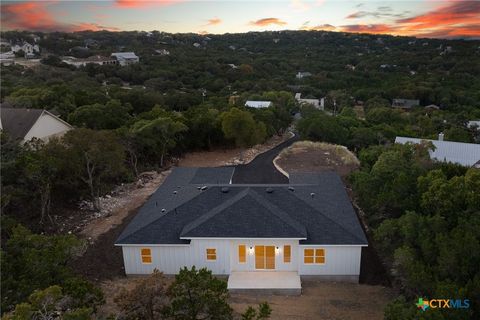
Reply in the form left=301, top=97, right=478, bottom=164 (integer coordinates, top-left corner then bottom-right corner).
left=238, top=245, right=246, bottom=263
left=206, top=248, right=216, bottom=261
left=284, top=245, right=291, bottom=263
left=141, top=248, right=152, bottom=264
left=304, top=248, right=325, bottom=264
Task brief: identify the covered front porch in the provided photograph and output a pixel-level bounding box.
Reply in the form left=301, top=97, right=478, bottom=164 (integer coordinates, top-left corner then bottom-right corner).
left=227, top=271, right=302, bottom=295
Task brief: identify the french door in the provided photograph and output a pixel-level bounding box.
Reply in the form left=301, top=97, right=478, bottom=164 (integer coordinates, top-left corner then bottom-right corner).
left=255, top=245, right=275, bottom=269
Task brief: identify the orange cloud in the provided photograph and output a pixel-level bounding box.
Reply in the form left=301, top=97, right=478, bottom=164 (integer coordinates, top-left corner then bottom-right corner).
left=339, top=24, right=395, bottom=35
left=249, top=18, right=287, bottom=27
left=205, top=18, right=222, bottom=26
left=301, top=23, right=336, bottom=31
left=115, top=0, right=180, bottom=8
left=1, top=1, right=119, bottom=32
left=339, top=1, right=480, bottom=39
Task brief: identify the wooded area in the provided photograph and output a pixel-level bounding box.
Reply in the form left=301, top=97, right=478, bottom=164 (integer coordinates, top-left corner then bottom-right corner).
left=1, top=29, right=479, bottom=319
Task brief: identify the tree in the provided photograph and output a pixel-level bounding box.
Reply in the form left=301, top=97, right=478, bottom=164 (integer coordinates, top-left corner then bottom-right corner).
left=62, top=129, right=127, bottom=210
left=115, top=270, right=169, bottom=320
left=3, top=286, right=94, bottom=320
left=131, top=116, right=188, bottom=167
left=164, top=266, right=233, bottom=320
left=221, top=107, right=266, bottom=148
left=68, top=99, right=131, bottom=130
left=1, top=225, right=80, bottom=311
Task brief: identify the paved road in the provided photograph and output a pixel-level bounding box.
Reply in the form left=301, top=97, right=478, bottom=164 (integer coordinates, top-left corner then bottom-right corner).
left=231, top=133, right=299, bottom=184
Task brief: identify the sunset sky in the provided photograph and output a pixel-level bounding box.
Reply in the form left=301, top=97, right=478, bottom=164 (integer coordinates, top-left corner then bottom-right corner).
left=1, top=0, right=479, bottom=39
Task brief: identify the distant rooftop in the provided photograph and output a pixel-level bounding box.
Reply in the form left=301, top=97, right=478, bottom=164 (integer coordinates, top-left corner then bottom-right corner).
left=395, top=136, right=480, bottom=167
left=245, top=101, right=272, bottom=108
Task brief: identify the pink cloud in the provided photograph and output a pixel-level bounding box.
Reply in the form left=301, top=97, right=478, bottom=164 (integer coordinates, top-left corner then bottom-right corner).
left=1, top=1, right=119, bottom=32
left=249, top=18, right=287, bottom=27
left=205, top=18, right=222, bottom=26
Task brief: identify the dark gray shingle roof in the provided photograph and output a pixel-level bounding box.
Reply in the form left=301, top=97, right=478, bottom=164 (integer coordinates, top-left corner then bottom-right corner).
left=116, top=168, right=367, bottom=245
left=0, top=108, right=43, bottom=139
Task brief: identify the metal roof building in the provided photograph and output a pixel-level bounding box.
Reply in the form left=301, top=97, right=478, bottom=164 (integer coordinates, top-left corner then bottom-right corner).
left=245, top=101, right=272, bottom=108
left=395, top=136, right=480, bottom=167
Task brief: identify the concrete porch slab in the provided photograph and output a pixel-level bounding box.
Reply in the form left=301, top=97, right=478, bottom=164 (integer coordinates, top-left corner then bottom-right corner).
left=227, top=271, right=301, bottom=295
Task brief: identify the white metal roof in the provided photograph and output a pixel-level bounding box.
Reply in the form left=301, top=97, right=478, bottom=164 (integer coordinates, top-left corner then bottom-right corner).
left=467, top=121, right=480, bottom=129
left=245, top=101, right=272, bottom=108
left=395, top=136, right=480, bottom=167
left=111, top=52, right=138, bottom=59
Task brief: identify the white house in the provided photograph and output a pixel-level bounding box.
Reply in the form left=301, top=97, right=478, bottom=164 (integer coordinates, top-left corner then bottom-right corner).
left=245, top=101, right=272, bottom=109
left=395, top=136, right=480, bottom=167
left=296, top=72, right=312, bottom=79
left=0, top=108, right=73, bottom=142
left=11, top=42, right=39, bottom=55
left=111, top=52, right=139, bottom=66
left=115, top=167, right=368, bottom=293
left=62, top=55, right=118, bottom=67
left=467, top=120, right=480, bottom=129
left=295, top=93, right=325, bottom=110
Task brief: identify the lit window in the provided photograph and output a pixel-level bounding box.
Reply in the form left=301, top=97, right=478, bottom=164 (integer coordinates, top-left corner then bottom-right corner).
left=141, top=248, right=152, bottom=264
left=206, top=248, right=216, bottom=261
left=304, top=248, right=325, bottom=264
left=238, top=245, right=246, bottom=263
left=284, top=245, right=291, bottom=263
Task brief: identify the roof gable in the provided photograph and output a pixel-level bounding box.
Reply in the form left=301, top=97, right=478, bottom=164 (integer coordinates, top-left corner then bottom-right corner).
left=0, top=108, right=43, bottom=140
left=116, top=168, right=368, bottom=245
left=180, top=188, right=307, bottom=239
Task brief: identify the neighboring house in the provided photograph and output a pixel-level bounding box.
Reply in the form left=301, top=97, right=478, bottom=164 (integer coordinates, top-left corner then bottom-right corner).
left=245, top=101, right=272, bottom=108
left=111, top=52, right=139, bottom=66
left=11, top=42, right=39, bottom=55
left=295, top=93, right=325, bottom=110
left=0, top=108, right=73, bottom=142
left=467, top=120, right=480, bottom=129
left=155, top=49, right=170, bottom=56
left=392, top=99, right=420, bottom=109
left=296, top=72, right=312, bottom=79
left=115, top=167, right=368, bottom=292
left=62, top=55, right=118, bottom=67
left=395, top=135, right=480, bottom=167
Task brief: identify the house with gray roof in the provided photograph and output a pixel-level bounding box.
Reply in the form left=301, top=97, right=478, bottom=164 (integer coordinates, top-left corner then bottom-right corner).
left=392, top=98, right=420, bottom=109
left=395, top=136, right=480, bottom=167
left=116, top=167, right=368, bottom=292
left=111, top=52, right=139, bottom=66
left=0, top=108, right=72, bottom=142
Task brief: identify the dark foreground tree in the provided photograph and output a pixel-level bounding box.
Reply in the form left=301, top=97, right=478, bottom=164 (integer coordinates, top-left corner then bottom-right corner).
left=164, top=266, right=233, bottom=320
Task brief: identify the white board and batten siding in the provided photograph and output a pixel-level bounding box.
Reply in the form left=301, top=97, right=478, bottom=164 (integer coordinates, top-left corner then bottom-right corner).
left=298, top=245, right=362, bottom=276
left=120, top=240, right=363, bottom=277
left=121, top=239, right=231, bottom=275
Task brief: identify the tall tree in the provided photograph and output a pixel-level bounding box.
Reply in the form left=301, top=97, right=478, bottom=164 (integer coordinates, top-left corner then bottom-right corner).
left=62, top=129, right=126, bottom=210
left=221, top=107, right=266, bottom=148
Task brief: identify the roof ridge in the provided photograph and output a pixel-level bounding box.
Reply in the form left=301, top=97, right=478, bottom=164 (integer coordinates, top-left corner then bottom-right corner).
left=248, top=189, right=307, bottom=237
left=180, top=188, right=250, bottom=237
left=290, top=191, right=366, bottom=243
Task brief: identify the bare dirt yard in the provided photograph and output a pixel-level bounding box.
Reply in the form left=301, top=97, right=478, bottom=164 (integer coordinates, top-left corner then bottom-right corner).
left=231, top=280, right=396, bottom=320
left=274, top=141, right=360, bottom=177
